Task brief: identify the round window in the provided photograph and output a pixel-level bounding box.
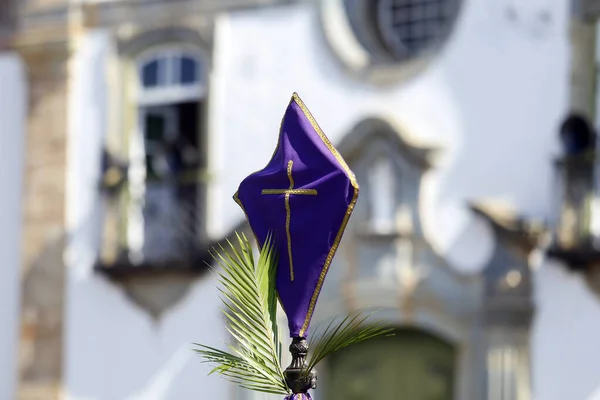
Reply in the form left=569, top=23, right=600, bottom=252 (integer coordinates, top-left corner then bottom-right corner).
left=331, top=0, right=462, bottom=73
left=375, top=0, right=461, bottom=61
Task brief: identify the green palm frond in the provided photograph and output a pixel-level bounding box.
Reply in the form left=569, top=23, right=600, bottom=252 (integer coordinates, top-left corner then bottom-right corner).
left=194, top=232, right=393, bottom=395
left=304, top=313, right=394, bottom=375
left=194, top=233, right=290, bottom=395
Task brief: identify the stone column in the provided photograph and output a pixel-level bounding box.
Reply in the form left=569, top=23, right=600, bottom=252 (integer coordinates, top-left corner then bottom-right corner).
left=483, top=249, right=534, bottom=400
left=13, top=26, right=70, bottom=400
left=472, top=203, right=541, bottom=400
left=485, top=327, right=532, bottom=400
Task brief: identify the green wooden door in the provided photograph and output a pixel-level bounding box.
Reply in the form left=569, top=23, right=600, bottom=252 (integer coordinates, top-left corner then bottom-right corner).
left=327, top=329, right=455, bottom=400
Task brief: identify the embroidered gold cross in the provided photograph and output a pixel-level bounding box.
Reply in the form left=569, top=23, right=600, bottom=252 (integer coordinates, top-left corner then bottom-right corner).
left=262, top=160, right=318, bottom=281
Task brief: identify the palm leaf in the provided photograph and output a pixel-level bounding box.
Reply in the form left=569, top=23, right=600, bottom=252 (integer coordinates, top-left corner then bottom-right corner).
left=194, top=232, right=290, bottom=395
left=303, top=312, right=394, bottom=375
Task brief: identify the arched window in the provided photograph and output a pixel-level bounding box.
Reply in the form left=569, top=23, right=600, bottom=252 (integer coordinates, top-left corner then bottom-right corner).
left=127, top=45, right=207, bottom=264
left=335, top=0, right=462, bottom=69
left=375, top=0, right=460, bottom=61
left=368, top=155, right=396, bottom=233
left=131, top=46, right=206, bottom=181
left=137, top=48, right=205, bottom=106
left=327, top=329, right=456, bottom=399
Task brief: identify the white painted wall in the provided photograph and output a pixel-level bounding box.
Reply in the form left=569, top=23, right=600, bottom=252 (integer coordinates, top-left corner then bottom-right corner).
left=210, top=0, right=568, bottom=269
left=208, top=2, right=600, bottom=400
left=65, top=30, right=228, bottom=400
left=533, top=260, right=600, bottom=400
left=0, top=52, right=26, bottom=400
left=62, top=1, right=600, bottom=400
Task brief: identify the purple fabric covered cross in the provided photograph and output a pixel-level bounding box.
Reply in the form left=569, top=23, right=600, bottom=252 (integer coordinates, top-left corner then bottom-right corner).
left=234, top=93, right=359, bottom=338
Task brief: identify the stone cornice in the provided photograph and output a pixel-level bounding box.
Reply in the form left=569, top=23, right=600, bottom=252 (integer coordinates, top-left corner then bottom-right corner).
left=10, top=27, right=69, bottom=53
left=469, top=201, right=546, bottom=255
left=9, top=0, right=302, bottom=52
left=338, top=117, right=443, bottom=170
left=16, top=0, right=300, bottom=31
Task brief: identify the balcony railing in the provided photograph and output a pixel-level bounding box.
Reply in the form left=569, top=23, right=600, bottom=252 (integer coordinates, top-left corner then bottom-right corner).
left=98, top=176, right=206, bottom=272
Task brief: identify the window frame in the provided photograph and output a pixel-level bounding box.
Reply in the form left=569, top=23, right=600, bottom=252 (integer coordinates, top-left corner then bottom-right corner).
left=136, top=45, right=206, bottom=107
left=320, top=0, right=463, bottom=84
left=374, top=0, right=461, bottom=61
left=121, top=43, right=209, bottom=263
left=367, top=154, right=397, bottom=233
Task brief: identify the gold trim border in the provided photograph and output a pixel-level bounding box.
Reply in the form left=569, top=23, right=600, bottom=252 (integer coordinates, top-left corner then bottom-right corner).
left=233, top=191, right=260, bottom=246
left=291, top=93, right=359, bottom=337
left=233, top=92, right=359, bottom=337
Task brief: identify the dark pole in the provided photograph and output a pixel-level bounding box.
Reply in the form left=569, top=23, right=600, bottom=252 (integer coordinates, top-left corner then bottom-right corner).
left=283, top=337, right=317, bottom=395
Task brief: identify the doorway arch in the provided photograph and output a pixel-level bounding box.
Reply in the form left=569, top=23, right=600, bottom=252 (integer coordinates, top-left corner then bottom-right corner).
left=326, top=328, right=456, bottom=400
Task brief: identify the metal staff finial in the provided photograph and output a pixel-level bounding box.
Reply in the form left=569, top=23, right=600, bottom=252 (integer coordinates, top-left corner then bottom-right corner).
left=284, top=337, right=317, bottom=394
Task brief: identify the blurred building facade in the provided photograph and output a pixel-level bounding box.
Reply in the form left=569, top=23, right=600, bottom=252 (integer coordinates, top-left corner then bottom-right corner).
left=3, top=0, right=600, bottom=399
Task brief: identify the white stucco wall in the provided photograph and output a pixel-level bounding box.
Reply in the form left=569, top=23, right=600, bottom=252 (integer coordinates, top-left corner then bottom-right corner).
left=210, top=0, right=568, bottom=267
left=62, top=1, right=600, bottom=400
left=533, top=260, right=600, bottom=400
left=209, top=2, right=600, bottom=400
left=65, top=30, right=228, bottom=400
left=0, top=53, right=26, bottom=400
